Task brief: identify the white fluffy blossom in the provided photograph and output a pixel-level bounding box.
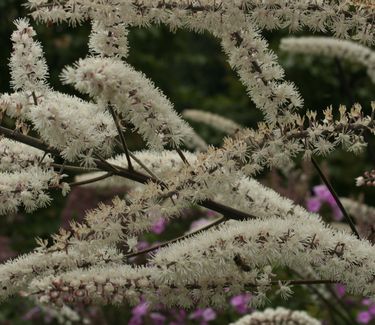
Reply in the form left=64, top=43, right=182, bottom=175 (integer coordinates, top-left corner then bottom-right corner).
left=230, top=307, right=320, bottom=325
left=61, top=57, right=194, bottom=150
left=9, top=18, right=49, bottom=93
left=341, top=198, right=375, bottom=225
left=281, top=36, right=375, bottom=83
left=26, top=1, right=374, bottom=44
left=89, top=20, right=129, bottom=59
left=220, top=27, right=303, bottom=123
left=27, top=92, right=117, bottom=161
left=0, top=138, right=68, bottom=215
left=0, top=92, right=32, bottom=120
left=0, top=245, right=122, bottom=302
left=0, top=138, right=53, bottom=172
left=0, top=167, right=58, bottom=215
left=0, top=0, right=374, bottom=314
left=152, top=217, right=375, bottom=299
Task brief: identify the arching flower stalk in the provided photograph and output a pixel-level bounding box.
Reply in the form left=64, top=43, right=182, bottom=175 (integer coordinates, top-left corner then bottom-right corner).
left=17, top=216, right=375, bottom=308
left=280, top=36, right=375, bottom=83
left=26, top=1, right=374, bottom=45
left=61, top=57, right=194, bottom=151
left=0, top=245, right=123, bottom=302
left=0, top=1, right=374, bottom=321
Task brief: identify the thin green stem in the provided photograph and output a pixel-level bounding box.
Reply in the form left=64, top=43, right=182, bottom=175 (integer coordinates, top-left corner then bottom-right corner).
left=311, top=157, right=360, bottom=239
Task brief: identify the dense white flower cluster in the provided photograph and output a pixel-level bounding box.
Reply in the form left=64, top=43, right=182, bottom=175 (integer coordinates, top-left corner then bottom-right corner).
left=13, top=216, right=375, bottom=308
left=89, top=21, right=129, bottom=59
left=230, top=307, right=320, bottom=325
left=9, top=18, right=49, bottom=93
left=0, top=138, right=67, bottom=215
left=281, top=36, right=375, bottom=83
left=0, top=167, right=57, bottom=215
left=0, top=138, right=52, bottom=172
left=153, top=217, right=375, bottom=300
left=26, top=1, right=374, bottom=45
left=227, top=104, right=374, bottom=175
left=0, top=245, right=123, bottom=302
left=28, top=92, right=117, bottom=161
left=0, top=92, right=33, bottom=120
left=183, top=109, right=242, bottom=135
left=62, top=57, right=194, bottom=150
left=0, top=0, right=374, bottom=319
left=220, top=26, right=303, bottom=123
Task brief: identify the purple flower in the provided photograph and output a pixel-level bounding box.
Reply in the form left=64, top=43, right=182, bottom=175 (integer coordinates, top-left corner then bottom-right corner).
left=313, top=185, right=333, bottom=202
left=307, top=185, right=343, bottom=220
left=369, top=304, right=375, bottom=316
left=132, top=301, right=148, bottom=317
left=150, top=312, right=166, bottom=325
left=190, top=308, right=217, bottom=324
left=306, top=197, right=322, bottom=213
left=151, top=218, right=168, bottom=234
left=357, top=311, right=372, bottom=324
left=202, top=308, right=216, bottom=321
left=362, top=299, right=372, bottom=306
left=335, top=284, right=346, bottom=298
left=230, top=294, right=251, bottom=314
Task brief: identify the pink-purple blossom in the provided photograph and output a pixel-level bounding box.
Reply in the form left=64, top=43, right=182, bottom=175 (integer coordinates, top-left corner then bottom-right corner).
left=230, top=294, right=252, bottom=314
left=335, top=284, right=346, bottom=298
left=190, top=308, right=217, bottom=324
left=357, top=311, right=372, bottom=324
left=151, top=217, right=168, bottom=234
left=306, top=185, right=343, bottom=220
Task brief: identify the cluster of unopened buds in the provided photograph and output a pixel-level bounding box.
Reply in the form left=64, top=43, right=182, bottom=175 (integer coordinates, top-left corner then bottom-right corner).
left=356, top=169, right=375, bottom=186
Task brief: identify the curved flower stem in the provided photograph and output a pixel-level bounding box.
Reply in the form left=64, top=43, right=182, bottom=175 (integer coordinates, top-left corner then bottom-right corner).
left=175, top=147, right=190, bottom=165
left=0, top=125, right=256, bottom=221
left=51, top=163, right=100, bottom=173
left=108, top=104, right=133, bottom=171
left=128, top=150, right=164, bottom=185
left=126, top=216, right=226, bottom=260
left=311, top=156, right=360, bottom=239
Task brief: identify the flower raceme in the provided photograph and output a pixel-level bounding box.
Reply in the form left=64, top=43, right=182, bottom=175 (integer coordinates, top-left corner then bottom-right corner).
left=0, top=0, right=374, bottom=321
left=61, top=57, right=194, bottom=151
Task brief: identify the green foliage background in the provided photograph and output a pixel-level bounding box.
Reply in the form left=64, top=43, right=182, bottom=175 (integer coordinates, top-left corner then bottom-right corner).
left=0, top=0, right=374, bottom=324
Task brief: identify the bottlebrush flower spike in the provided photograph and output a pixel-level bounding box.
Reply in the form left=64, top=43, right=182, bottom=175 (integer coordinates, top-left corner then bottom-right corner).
left=280, top=37, right=375, bottom=83
left=9, top=18, right=49, bottom=93
left=61, top=57, right=194, bottom=151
